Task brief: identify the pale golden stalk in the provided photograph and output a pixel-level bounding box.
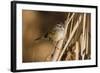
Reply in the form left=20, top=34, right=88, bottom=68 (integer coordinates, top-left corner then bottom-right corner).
left=70, top=18, right=74, bottom=35
left=67, top=13, right=71, bottom=21
left=81, top=13, right=86, bottom=60
left=86, top=15, right=89, bottom=56
left=86, top=28, right=88, bottom=55
left=52, top=40, right=63, bottom=61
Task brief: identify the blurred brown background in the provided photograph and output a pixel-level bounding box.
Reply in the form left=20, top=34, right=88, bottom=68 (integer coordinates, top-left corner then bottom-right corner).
left=22, top=10, right=66, bottom=62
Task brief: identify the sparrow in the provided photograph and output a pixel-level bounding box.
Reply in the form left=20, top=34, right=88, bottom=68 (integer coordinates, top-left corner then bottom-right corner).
left=46, top=23, right=64, bottom=43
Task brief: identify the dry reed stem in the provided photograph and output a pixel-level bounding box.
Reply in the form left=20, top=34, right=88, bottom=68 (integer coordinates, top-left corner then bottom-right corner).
left=81, top=13, right=86, bottom=60
left=86, top=31, right=88, bottom=55
left=67, top=13, right=71, bottom=21
left=52, top=40, right=63, bottom=61
left=58, top=15, right=82, bottom=61
left=70, top=18, right=74, bottom=35
left=86, top=15, right=89, bottom=55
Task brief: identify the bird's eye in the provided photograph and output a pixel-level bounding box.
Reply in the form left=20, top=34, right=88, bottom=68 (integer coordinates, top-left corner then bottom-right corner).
left=60, top=26, right=62, bottom=28
left=51, top=32, right=55, bottom=34
left=58, top=25, right=62, bottom=28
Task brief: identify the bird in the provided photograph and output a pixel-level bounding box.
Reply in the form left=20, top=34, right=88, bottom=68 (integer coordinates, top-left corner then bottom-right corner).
left=46, top=23, right=64, bottom=43
left=45, top=23, right=65, bottom=57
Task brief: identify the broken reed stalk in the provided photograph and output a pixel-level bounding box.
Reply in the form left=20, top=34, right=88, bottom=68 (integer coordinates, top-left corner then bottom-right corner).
left=58, top=15, right=82, bottom=61
left=81, top=13, right=86, bottom=60
left=65, top=51, right=72, bottom=60
left=51, top=13, right=75, bottom=61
